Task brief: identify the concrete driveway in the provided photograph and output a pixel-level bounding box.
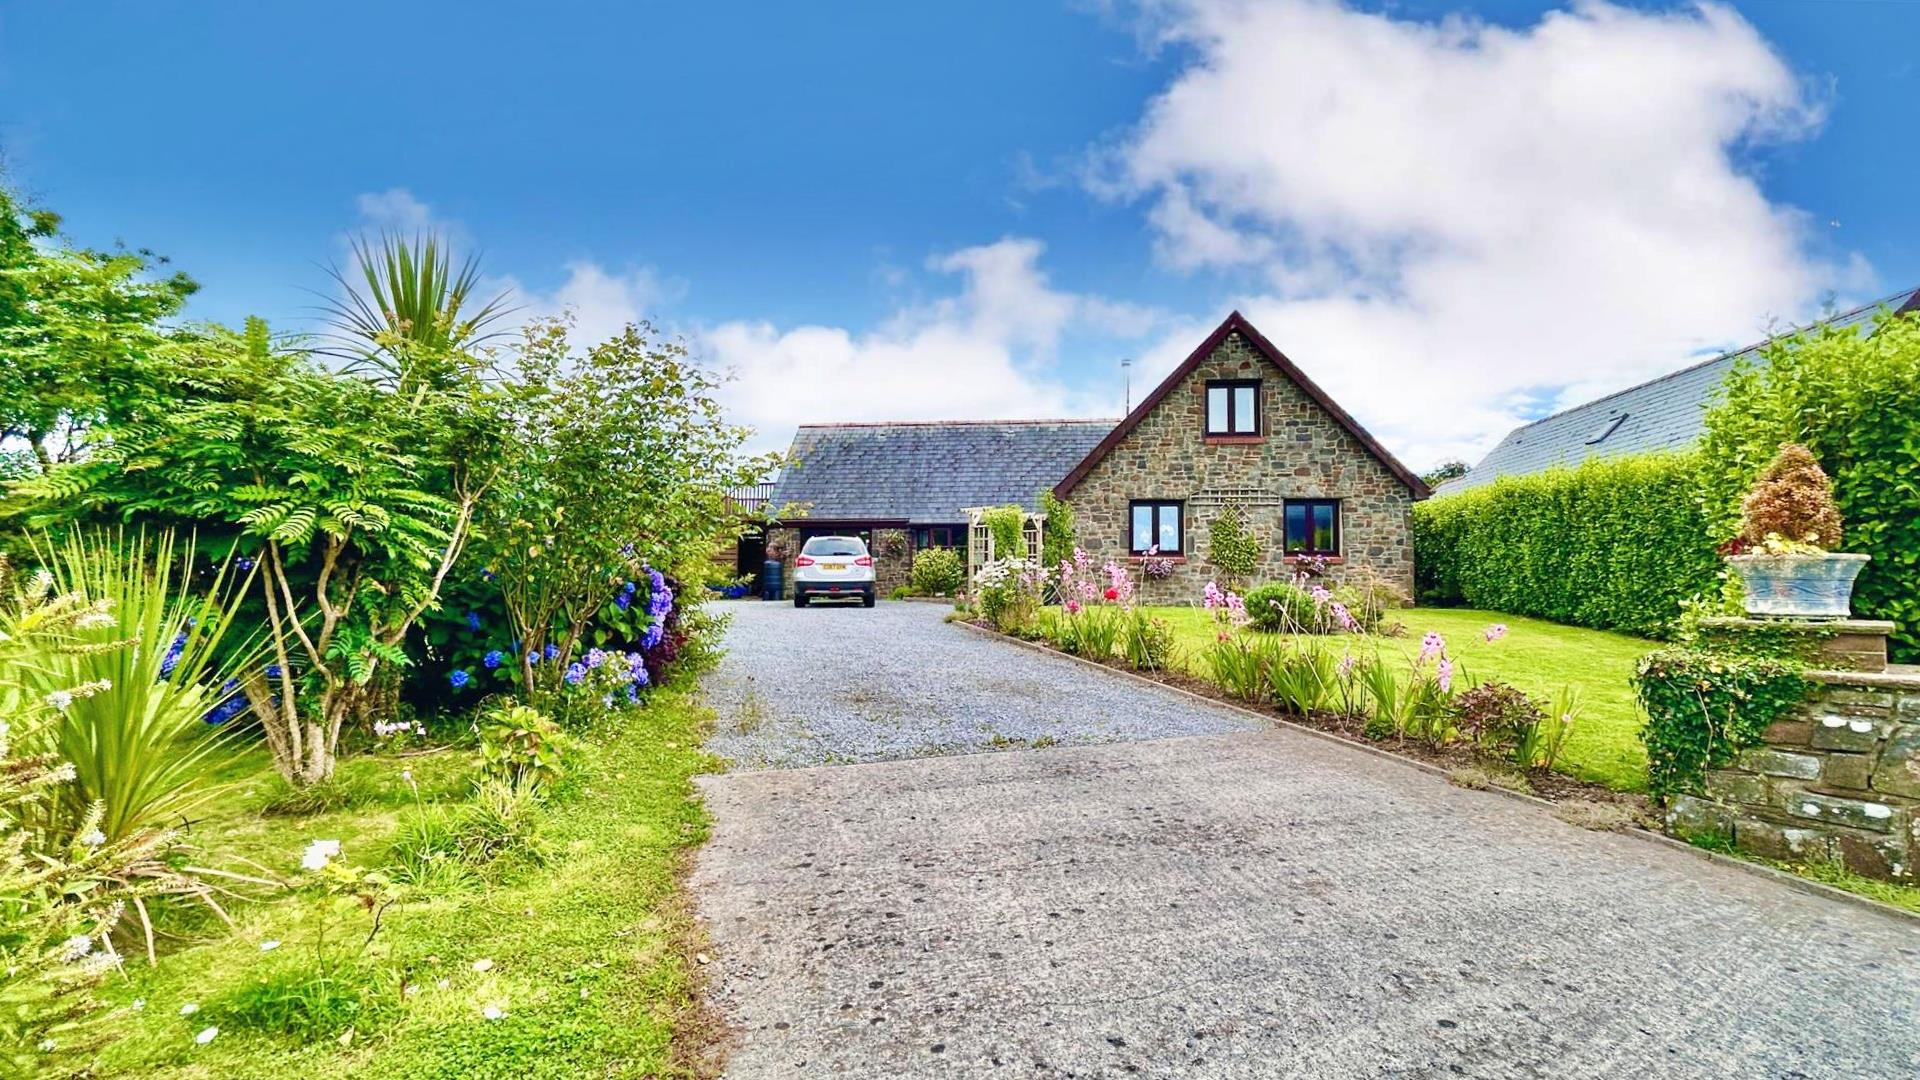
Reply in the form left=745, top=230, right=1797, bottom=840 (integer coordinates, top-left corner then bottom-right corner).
left=692, top=605, right=1920, bottom=1079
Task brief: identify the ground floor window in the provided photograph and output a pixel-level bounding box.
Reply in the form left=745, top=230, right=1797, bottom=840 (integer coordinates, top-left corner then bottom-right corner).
left=1283, top=499, right=1340, bottom=556
left=912, top=525, right=964, bottom=549
left=1129, top=501, right=1183, bottom=555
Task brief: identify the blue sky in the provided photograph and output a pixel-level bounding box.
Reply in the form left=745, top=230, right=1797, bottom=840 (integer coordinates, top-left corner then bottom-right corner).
left=3, top=1, right=1915, bottom=467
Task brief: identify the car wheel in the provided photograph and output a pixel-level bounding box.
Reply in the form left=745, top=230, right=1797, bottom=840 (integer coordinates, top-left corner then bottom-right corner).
left=793, top=594, right=808, bottom=608
left=862, top=591, right=876, bottom=608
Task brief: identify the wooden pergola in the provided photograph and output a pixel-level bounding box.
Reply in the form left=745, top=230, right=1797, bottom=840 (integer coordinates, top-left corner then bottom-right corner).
left=963, top=506, right=1045, bottom=586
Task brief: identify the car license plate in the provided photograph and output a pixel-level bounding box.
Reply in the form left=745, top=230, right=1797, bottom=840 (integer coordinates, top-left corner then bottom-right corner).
left=823, top=562, right=846, bottom=571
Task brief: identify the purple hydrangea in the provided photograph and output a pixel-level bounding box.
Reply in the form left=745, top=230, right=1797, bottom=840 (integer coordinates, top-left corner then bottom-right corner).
left=642, top=622, right=664, bottom=650
left=564, top=661, right=587, bottom=686
left=544, top=642, right=560, bottom=661
left=585, top=647, right=607, bottom=669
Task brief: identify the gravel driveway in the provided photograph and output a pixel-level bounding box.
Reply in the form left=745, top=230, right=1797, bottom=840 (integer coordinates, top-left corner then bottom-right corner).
left=702, top=600, right=1258, bottom=768
left=694, top=601, right=1920, bottom=1078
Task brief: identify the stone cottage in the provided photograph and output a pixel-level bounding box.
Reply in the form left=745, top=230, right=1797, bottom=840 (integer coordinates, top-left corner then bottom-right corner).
left=1053, top=311, right=1428, bottom=603
left=764, top=312, right=1428, bottom=601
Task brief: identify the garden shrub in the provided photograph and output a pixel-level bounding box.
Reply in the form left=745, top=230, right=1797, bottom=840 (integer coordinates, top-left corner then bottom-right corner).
left=1412, top=451, right=1719, bottom=638
left=981, top=504, right=1026, bottom=561
left=1736, top=443, right=1842, bottom=549
left=1696, top=310, right=1920, bottom=660
left=1245, top=581, right=1318, bottom=633
left=910, top=547, right=964, bottom=596
left=1038, top=488, right=1076, bottom=574
left=1633, top=647, right=1810, bottom=800
left=475, top=704, right=572, bottom=790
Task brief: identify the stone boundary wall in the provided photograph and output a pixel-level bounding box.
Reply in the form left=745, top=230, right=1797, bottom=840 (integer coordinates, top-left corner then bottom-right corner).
left=1668, top=665, right=1919, bottom=882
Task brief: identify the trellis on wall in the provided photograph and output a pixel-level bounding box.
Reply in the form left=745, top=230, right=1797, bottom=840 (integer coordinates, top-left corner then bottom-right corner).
left=963, top=506, right=1045, bottom=587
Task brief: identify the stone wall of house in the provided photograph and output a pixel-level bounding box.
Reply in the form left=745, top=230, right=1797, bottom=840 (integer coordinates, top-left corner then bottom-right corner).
left=1062, top=330, right=1416, bottom=606
left=1667, top=655, right=1920, bottom=883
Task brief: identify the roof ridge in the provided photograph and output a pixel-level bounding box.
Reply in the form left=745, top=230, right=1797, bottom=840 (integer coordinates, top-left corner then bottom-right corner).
left=1507, top=285, right=1919, bottom=434
left=797, top=418, right=1120, bottom=429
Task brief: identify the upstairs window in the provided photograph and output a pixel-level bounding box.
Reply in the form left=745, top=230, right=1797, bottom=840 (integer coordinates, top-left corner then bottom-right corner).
left=1283, top=499, right=1340, bottom=557
left=1205, top=380, right=1261, bottom=436
left=1130, top=501, right=1184, bottom=555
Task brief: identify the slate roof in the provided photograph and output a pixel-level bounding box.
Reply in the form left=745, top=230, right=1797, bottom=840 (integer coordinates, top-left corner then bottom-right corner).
left=1434, top=287, right=1920, bottom=496
left=767, top=420, right=1116, bottom=525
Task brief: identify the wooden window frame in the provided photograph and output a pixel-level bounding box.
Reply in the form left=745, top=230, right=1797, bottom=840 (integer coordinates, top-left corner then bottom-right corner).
left=1282, top=499, right=1341, bottom=557
left=1204, top=379, right=1262, bottom=438
left=1129, top=500, right=1185, bottom=556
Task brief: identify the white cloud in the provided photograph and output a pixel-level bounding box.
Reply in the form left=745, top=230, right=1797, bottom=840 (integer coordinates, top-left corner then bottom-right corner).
left=1104, top=0, right=1868, bottom=466
left=702, top=238, right=1156, bottom=454
left=494, top=261, right=681, bottom=351
left=354, top=188, right=438, bottom=233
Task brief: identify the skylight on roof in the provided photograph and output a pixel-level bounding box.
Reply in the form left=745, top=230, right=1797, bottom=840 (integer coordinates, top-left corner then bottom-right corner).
left=1585, top=413, right=1628, bottom=445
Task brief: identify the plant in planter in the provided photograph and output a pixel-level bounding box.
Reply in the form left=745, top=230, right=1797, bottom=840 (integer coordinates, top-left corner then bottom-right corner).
left=1723, top=443, right=1867, bottom=618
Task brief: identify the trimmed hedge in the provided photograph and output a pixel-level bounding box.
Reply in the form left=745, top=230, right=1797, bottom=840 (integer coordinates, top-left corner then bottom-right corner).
left=1413, top=452, right=1720, bottom=639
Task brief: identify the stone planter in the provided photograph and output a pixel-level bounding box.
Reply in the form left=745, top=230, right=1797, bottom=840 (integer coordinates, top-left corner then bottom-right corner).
left=1727, top=553, right=1869, bottom=619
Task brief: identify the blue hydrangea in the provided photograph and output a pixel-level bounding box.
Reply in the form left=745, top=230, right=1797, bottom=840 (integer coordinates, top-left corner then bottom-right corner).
left=564, top=661, right=587, bottom=686
left=236, top=555, right=256, bottom=571
left=483, top=649, right=504, bottom=670
left=265, top=663, right=282, bottom=679
left=585, top=647, right=607, bottom=669
left=449, top=669, right=472, bottom=689
left=158, top=632, right=187, bottom=679
left=626, top=683, right=641, bottom=703
left=544, top=642, right=560, bottom=661
left=465, top=611, right=482, bottom=632
left=642, top=622, right=664, bottom=650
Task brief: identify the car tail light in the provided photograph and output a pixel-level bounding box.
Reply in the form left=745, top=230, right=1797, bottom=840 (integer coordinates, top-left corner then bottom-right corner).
left=795, top=555, right=815, bottom=567
left=855, top=555, right=873, bottom=567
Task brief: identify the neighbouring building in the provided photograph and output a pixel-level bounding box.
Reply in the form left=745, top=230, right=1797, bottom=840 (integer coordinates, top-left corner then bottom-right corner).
left=1435, top=287, right=1920, bottom=496
left=765, top=312, right=1430, bottom=603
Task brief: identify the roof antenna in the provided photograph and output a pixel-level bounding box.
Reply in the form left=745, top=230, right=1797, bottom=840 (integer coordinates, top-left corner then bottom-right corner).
left=1121, top=358, right=1133, bottom=414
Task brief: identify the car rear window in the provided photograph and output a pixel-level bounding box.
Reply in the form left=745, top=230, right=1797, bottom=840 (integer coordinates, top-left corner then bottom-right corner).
left=802, top=537, right=865, bottom=557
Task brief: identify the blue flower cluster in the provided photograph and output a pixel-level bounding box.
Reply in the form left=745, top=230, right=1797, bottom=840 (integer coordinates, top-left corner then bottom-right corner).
left=483, top=649, right=505, bottom=670
left=158, top=631, right=187, bottom=680
left=203, top=678, right=247, bottom=725
left=562, top=645, right=652, bottom=704
left=449, top=669, right=472, bottom=689
left=465, top=611, right=483, bottom=632
left=641, top=567, right=673, bottom=651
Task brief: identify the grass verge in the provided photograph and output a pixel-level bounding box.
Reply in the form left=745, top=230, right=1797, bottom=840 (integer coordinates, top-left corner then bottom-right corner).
left=96, top=687, right=722, bottom=1079
left=1147, top=605, right=1655, bottom=791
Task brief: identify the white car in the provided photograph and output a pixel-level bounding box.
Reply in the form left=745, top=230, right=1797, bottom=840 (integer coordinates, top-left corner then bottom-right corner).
left=792, top=535, right=877, bottom=607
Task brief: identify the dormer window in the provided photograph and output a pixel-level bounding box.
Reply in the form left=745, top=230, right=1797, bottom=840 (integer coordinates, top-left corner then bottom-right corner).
left=1205, top=380, right=1261, bottom=437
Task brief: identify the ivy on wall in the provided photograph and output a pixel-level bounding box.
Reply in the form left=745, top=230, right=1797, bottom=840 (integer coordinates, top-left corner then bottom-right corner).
left=1633, top=648, right=1810, bottom=800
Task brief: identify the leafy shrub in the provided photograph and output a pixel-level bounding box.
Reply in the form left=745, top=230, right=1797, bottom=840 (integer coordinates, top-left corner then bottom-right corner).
left=981, top=505, right=1026, bottom=560
left=1696, top=308, right=1920, bottom=659
left=1633, top=648, right=1809, bottom=799
left=1737, top=443, right=1842, bottom=549
left=475, top=704, right=572, bottom=791
left=1268, top=644, right=1337, bottom=716
left=973, top=557, right=1045, bottom=635
left=1121, top=611, right=1175, bottom=672
left=1245, top=581, right=1318, bottom=633
left=910, top=548, right=964, bottom=596
left=1413, top=451, right=1719, bottom=638
left=1039, top=489, right=1076, bottom=574
left=1206, top=503, right=1260, bottom=584
left=1447, top=681, right=1549, bottom=761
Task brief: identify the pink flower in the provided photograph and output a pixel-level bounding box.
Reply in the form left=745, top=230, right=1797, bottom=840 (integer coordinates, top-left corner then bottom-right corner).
left=1309, top=585, right=1332, bottom=606
left=1436, top=656, right=1454, bottom=693
left=1103, top=587, right=1118, bottom=601
left=1225, top=590, right=1248, bottom=624
left=1337, top=652, right=1357, bottom=679
left=1203, top=581, right=1226, bottom=609
left=1483, top=623, right=1508, bottom=643
left=1329, top=601, right=1357, bottom=632
left=1065, top=599, right=1082, bottom=615
left=1417, top=631, right=1446, bottom=666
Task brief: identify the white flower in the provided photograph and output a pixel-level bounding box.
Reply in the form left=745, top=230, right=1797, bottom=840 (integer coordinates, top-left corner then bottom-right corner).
left=482, top=1005, right=505, bottom=1021
left=401, top=769, right=413, bottom=782
left=79, top=828, right=105, bottom=848
left=131, top=999, right=145, bottom=1011
left=195, top=1026, right=218, bottom=1045
left=59, top=935, right=92, bottom=962
left=471, top=958, right=493, bottom=972
left=44, top=691, right=72, bottom=712
left=301, top=839, right=341, bottom=871
left=179, top=1002, right=199, bottom=1016
left=37, top=1039, right=55, bottom=1052
left=259, top=940, right=280, bottom=952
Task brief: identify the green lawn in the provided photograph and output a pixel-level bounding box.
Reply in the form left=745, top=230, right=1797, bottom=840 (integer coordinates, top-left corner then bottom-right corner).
left=95, top=689, right=719, bottom=1079
left=1147, top=605, right=1657, bottom=791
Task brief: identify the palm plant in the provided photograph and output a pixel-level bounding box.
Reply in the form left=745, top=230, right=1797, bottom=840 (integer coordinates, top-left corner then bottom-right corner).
left=26, top=529, right=257, bottom=844
left=320, top=232, right=515, bottom=377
